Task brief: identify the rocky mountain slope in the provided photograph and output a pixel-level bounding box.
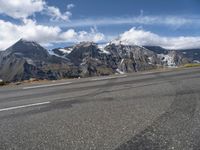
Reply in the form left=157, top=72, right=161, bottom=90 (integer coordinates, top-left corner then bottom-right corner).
left=51, top=42, right=161, bottom=75
left=0, top=39, right=79, bottom=82
left=145, top=46, right=200, bottom=62
left=0, top=40, right=196, bottom=82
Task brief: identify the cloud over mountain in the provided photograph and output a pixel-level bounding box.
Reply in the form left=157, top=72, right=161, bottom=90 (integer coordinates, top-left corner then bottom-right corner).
left=0, top=19, right=105, bottom=50
left=114, top=28, right=200, bottom=49
left=0, top=0, right=200, bottom=50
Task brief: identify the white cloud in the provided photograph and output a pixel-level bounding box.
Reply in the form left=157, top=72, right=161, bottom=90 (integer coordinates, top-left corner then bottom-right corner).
left=60, top=29, right=77, bottom=40
left=0, top=19, right=105, bottom=50
left=113, top=28, right=200, bottom=49
left=0, top=0, right=72, bottom=21
left=0, top=0, right=102, bottom=50
left=0, top=0, right=45, bottom=19
left=58, top=16, right=200, bottom=28
left=1, top=19, right=200, bottom=50
left=76, top=27, right=105, bottom=43
left=45, top=6, right=71, bottom=21
left=67, top=4, right=75, bottom=10
left=60, top=28, right=104, bottom=43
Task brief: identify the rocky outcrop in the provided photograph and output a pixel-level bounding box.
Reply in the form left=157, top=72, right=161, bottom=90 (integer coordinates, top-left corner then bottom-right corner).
left=68, top=42, right=101, bottom=65
left=68, top=42, right=114, bottom=76
left=104, top=44, right=160, bottom=72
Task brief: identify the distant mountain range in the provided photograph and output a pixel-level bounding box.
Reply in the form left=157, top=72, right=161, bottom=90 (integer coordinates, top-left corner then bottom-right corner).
left=0, top=39, right=199, bottom=82
left=144, top=46, right=200, bottom=63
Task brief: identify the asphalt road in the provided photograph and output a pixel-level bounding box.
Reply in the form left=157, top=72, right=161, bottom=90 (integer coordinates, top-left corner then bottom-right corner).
left=0, top=67, right=200, bottom=150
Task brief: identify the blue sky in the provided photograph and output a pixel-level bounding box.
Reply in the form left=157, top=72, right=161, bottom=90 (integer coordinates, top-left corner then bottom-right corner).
left=47, top=0, right=200, bottom=17
left=0, top=0, right=200, bottom=50
left=45, top=0, right=200, bottom=36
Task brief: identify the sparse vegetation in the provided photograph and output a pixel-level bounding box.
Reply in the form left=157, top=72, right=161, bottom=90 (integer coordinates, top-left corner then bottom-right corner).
left=0, top=81, right=7, bottom=86
left=97, top=67, right=114, bottom=75
left=183, top=63, right=200, bottom=68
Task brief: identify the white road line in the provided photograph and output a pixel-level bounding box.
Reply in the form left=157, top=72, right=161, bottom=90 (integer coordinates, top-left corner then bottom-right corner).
left=140, top=71, right=156, bottom=75
left=22, top=82, right=72, bottom=90
left=91, top=75, right=127, bottom=81
left=0, top=101, right=50, bottom=112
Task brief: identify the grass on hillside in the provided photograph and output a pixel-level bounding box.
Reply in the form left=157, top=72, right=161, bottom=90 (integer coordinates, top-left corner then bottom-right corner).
left=0, top=81, right=7, bottom=86
left=183, top=63, right=200, bottom=68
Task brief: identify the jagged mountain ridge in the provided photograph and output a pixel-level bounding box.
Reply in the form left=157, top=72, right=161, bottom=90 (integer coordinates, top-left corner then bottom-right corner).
left=0, top=40, right=194, bottom=82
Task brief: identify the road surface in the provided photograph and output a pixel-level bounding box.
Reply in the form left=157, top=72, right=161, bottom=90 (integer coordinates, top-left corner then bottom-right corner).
left=0, top=67, right=200, bottom=150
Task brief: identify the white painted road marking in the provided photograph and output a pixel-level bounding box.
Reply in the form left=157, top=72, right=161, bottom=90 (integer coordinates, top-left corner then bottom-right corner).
left=91, top=75, right=127, bottom=81
left=0, top=101, right=50, bottom=112
left=140, top=71, right=155, bottom=75
left=22, top=82, right=72, bottom=90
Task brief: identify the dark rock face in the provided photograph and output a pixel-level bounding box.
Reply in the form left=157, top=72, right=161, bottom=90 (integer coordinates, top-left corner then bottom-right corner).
left=0, top=53, right=26, bottom=81
left=68, top=42, right=114, bottom=76
left=104, top=44, right=159, bottom=72
left=6, top=39, right=49, bottom=60
left=0, top=39, right=79, bottom=82
left=80, top=57, right=114, bottom=77
left=144, top=46, right=169, bottom=54
left=67, top=43, right=159, bottom=76
left=68, top=42, right=101, bottom=65
left=180, top=49, right=200, bottom=62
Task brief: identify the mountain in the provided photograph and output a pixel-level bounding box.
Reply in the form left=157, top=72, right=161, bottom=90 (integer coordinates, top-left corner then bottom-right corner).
left=68, top=42, right=101, bottom=65
left=49, top=42, right=161, bottom=76
left=144, top=46, right=169, bottom=54
left=180, top=49, right=200, bottom=62
left=0, top=39, right=79, bottom=82
left=54, top=42, right=160, bottom=76
left=0, top=40, right=197, bottom=82
left=157, top=51, right=190, bottom=67
left=104, top=44, right=160, bottom=72
left=144, top=46, right=200, bottom=61
left=5, top=39, right=49, bottom=60
left=144, top=46, right=192, bottom=66
left=68, top=42, right=114, bottom=76
left=55, top=42, right=161, bottom=74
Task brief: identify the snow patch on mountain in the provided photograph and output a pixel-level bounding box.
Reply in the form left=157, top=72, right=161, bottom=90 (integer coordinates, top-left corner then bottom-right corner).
left=148, top=57, right=153, bottom=65
left=116, top=69, right=125, bottom=74
left=48, top=49, right=68, bottom=60
left=59, top=48, right=73, bottom=54
left=98, top=44, right=110, bottom=54
left=158, top=54, right=177, bottom=67
left=194, top=60, right=200, bottom=63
